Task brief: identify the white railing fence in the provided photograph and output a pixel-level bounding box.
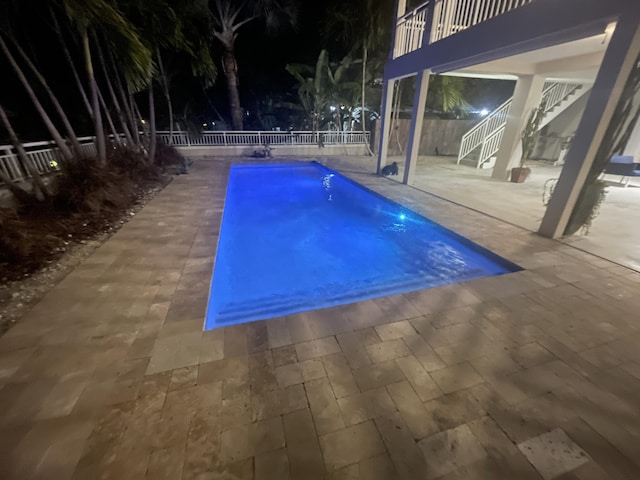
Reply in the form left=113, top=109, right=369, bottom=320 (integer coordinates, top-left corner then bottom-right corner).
left=158, top=130, right=371, bottom=147
left=458, top=82, right=584, bottom=168
left=1, top=131, right=370, bottom=184
left=0, top=136, right=98, bottom=183
left=393, top=0, right=534, bottom=58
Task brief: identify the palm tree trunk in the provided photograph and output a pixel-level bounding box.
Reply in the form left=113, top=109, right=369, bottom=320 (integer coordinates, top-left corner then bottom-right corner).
left=132, top=95, right=144, bottom=147
left=148, top=84, right=157, bottom=163
left=156, top=49, right=174, bottom=144
left=391, top=80, right=404, bottom=155
left=82, top=30, right=106, bottom=164
left=94, top=36, right=134, bottom=146
left=0, top=35, right=74, bottom=163
left=51, top=9, right=92, bottom=118
left=222, top=47, right=244, bottom=130
left=361, top=44, right=367, bottom=133
left=12, top=41, right=83, bottom=157
left=98, top=86, right=121, bottom=146
left=106, top=47, right=139, bottom=146
left=0, top=103, right=51, bottom=198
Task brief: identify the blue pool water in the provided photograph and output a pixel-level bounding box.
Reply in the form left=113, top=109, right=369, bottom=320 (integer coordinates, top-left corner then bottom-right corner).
left=205, top=162, right=520, bottom=329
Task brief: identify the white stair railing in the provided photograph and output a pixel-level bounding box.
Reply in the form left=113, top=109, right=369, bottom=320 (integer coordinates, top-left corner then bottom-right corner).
left=457, top=82, right=585, bottom=168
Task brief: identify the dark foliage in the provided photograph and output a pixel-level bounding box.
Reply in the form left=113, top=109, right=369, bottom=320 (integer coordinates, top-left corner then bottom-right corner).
left=0, top=147, right=171, bottom=271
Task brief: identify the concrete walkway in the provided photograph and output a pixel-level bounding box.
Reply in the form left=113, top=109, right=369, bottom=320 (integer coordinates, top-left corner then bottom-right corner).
left=1, top=157, right=640, bottom=479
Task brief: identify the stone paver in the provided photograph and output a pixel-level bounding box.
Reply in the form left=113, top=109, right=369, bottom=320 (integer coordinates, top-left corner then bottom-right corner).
left=2, top=157, right=640, bottom=479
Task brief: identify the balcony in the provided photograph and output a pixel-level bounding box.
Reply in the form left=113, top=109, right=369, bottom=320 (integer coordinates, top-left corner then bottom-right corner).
left=393, top=0, right=534, bottom=58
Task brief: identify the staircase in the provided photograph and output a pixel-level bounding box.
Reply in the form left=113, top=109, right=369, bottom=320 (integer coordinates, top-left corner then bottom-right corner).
left=457, top=82, right=591, bottom=168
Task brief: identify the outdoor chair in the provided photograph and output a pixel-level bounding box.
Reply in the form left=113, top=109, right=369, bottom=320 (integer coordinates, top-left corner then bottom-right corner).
left=603, top=155, right=640, bottom=187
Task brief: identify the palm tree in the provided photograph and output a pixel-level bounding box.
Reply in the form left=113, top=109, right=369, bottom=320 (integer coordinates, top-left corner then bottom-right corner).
left=324, top=0, right=395, bottom=134
left=210, top=0, right=296, bottom=130
left=0, top=104, right=51, bottom=200
left=286, top=50, right=360, bottom=133
left=62, top=0, right=153, bottom=164
left=0, top=35, right=75, bottom=163
left=427, top=75, right=469, bottom=114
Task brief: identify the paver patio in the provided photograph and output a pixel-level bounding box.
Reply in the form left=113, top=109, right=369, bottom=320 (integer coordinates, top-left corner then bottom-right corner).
left=1, top=156, right=640, bottom=479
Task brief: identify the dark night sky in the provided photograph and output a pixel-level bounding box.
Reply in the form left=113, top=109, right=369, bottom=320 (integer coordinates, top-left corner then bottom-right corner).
left=0, top=0, right=513, bottom=142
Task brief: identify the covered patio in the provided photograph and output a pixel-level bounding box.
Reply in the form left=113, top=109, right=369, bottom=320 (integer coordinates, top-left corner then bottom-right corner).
left=385, top=154, right=640, bottom=271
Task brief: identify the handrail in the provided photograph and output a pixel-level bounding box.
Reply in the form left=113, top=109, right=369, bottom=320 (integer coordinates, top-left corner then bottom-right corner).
left=397, top=0, right=431, bottom=22
left=457, top=82, right=584, bottom=168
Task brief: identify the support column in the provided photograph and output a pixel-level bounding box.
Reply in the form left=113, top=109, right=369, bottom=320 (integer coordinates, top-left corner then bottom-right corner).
left=492, top=75, right=546, bottom=180
left=539, top=19, right=640, bottom=238
left=403, top=70, right=430, bottom=185
left=376, top=79, right=395, bottom=174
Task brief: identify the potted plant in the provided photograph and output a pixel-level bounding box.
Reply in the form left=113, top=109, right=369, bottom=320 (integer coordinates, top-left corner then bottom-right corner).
left=511, top=101, right=546, bottom=183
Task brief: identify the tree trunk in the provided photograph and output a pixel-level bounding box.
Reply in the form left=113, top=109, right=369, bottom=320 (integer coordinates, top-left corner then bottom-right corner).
left=148, top=84, right=157, bottom=164
left=13, top=41, right=83, bottom=157
left=95, top=36, right=134, bottom=146
left=98, top=86, right=121, bottom=146
left=0, top=35, right=73, bottom=163
left=361, top=44, right=367, bottom=133
left=156, top=49, right=174, bottom=144
left=132, top=96, right=144, bottom=148
left=222, top=47, right=243, bottom=130
left=82, top=30, right=106, bottom=164
left=51, top=9, right=92, bottom=118
left=107, top=47, right=139, bottom=147
left=0, top=103, right=51, bottom=199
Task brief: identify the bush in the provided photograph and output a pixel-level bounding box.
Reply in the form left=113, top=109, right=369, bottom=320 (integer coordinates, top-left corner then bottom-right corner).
left=52, top=157, right=134, bottom=214
left=0, top=207, right=60, bottom=264
left=154, top=141, right=185, bottom=168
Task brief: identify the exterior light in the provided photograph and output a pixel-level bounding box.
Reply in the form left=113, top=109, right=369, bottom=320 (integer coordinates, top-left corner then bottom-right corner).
left=480, top=109, right=489, bottom=116
left=203, top=123, right=208, bottom=126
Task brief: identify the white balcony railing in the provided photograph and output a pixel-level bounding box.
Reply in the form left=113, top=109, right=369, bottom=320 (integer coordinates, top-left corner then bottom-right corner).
left=158, top=131, right=371, bottom=147
left=393, top=0, right=534, bottom=58
left=394, top=1, right=430, bottom=58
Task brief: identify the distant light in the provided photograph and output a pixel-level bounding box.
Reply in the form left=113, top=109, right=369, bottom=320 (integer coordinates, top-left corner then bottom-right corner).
left=330, top=106, right=336, bottom=112
left=202, top=123, right=207, bottom=127
left=480, top=109, right=489, bottom=116
left=399, top=214, right=406, bottom=220
left=141, top=119, right=146, bottom=124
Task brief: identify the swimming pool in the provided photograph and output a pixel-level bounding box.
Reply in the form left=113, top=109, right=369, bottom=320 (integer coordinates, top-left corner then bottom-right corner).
left=205, top=162, right=520, bottom=329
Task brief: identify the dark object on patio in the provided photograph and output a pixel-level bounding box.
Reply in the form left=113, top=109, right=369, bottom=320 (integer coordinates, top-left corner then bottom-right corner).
left=603, top=155, right=640, bottom=187
left=510, top=166, right=531, bottom=183
left=252, top=143, right=273, bottom=158
left=381, top=161, right=399, bottom=176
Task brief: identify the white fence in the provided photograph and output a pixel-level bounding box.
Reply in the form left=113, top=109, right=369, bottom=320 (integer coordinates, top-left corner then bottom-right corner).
left=158, top=130, right=370, bottom=147
left=393, top=0, right=534, bottom=58
left=1, top=130, right=370, bottom=184
left=0, top=136, right=97, bottom=183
